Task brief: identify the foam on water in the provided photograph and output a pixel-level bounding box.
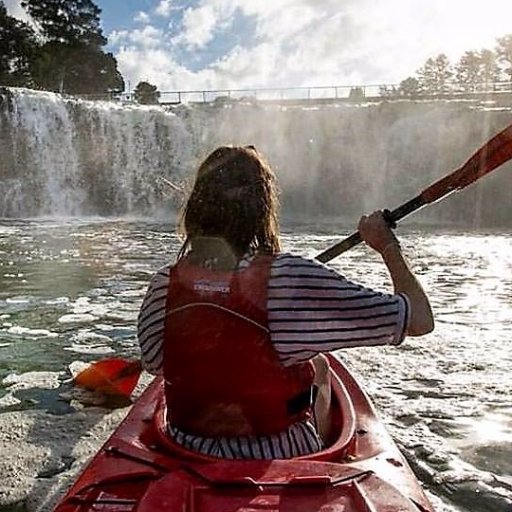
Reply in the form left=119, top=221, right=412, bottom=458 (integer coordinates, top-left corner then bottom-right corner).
left=7, top=326, right=59, bottom=337
left=63, top=344, right=115, bottom=355
left=3, top=371, right=62, bottom=391
left=58, top=313, right=98, bottom=324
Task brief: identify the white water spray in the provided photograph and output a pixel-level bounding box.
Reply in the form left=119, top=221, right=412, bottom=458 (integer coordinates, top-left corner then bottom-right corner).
left=1, top=88, right=511, bottom=227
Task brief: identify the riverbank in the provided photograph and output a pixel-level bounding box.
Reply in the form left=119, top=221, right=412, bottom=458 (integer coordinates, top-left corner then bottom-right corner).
left=0, top=404, right=128, bottom=511
left=0, top=370, right=154, bottom=512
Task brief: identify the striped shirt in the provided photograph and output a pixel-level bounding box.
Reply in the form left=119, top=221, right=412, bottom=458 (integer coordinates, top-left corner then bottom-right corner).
left=138, top=252, right=409, bottom=459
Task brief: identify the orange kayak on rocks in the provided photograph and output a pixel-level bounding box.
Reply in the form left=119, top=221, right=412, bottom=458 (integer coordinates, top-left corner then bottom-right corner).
left=54, top=355, right=434, bottom=512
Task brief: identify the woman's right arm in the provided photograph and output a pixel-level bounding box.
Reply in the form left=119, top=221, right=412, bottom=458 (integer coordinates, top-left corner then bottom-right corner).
left=358, top=211, right=434, bottom=336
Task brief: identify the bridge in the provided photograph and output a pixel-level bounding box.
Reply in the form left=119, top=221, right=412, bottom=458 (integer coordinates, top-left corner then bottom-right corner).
left=76, top=81, right=512, bottom=105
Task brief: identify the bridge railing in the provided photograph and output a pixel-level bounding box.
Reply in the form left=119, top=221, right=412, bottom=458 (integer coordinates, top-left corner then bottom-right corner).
left=74, top=81, right=512, bottom=105
left=155, top=84, right=388, bottom=104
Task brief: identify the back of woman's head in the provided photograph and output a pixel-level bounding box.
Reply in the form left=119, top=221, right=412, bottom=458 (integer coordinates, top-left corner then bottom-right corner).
left=179, top=146, right=281, bottom=259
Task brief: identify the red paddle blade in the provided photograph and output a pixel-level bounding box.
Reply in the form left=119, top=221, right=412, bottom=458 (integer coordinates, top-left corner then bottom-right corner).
left=73, top=358, right=142, bottom=397
left=422, top=123, right=512, bottom=203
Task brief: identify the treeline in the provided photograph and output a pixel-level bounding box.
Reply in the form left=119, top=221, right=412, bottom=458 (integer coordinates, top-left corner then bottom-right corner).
left=0, top=0, right=124, bottom=95
left=381, top=35, right=512, bottom=97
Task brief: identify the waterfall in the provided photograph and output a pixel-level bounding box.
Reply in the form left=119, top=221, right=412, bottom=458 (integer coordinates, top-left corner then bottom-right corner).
left=0, top=88, right=194, bottom=217
left=1, top=87, right=511, bottom=227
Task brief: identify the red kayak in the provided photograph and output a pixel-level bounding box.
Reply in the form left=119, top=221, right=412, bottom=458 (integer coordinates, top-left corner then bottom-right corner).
left=55, top=355, right=434, bottom=511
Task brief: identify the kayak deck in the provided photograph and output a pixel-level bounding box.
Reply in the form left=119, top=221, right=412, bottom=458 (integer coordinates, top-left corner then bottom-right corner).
left=55, top=355, right=434, bottom=511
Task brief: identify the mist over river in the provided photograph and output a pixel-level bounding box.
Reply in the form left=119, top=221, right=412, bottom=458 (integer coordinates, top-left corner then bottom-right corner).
left=1, top=87, right=512, bottom=226
left=0, top=90, right=511, bottom=510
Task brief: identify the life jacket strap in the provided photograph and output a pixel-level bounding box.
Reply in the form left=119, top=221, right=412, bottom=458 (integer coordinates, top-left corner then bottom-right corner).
left=168, top=302, right=269, bottom=333
left=287, top=386, right=314, bottom=416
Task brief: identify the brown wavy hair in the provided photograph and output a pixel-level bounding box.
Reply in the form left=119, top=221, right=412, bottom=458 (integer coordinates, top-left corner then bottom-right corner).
left=178, top=145, right=281, bottom=261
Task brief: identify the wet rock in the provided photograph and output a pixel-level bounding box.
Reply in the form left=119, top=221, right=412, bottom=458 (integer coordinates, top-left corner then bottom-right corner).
left=0, top=406, right=130, bottom=511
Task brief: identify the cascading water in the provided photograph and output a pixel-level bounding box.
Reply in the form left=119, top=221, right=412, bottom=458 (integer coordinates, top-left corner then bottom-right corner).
left=1, top=87, right=512, bottom=227
left=0, top=88, right=194, bottom=217
left=9, top=90, right=83, bottom=216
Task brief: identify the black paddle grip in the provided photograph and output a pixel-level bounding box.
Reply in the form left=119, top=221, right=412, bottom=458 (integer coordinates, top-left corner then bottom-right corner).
left=316, top=196, right=425, bottom=263
left=382, top=209, right=397, bottom=228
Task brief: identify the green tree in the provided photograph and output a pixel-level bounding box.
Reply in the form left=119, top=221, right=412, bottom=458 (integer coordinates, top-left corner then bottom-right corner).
left=21, top=0, right=106, bottom=46
left=398, top=77, right=420, bottom=97
left=479, top=49, right=499, bottom=90
left=378, top=85, right=398, bottom=98
left=30, top=41, right=123, bottom=94
left=133, top=81, right=160, bottom=104
left=20, top=0, right=124, bottom=94
left=0, top=1, right=37, bottom=86
left=496, top=34, right=512, bottom=86
left=417, top=54, right=453, bottom=95
left=455, top=50, right=500, bottom=93
left=455, top=51, right=483, bottom=92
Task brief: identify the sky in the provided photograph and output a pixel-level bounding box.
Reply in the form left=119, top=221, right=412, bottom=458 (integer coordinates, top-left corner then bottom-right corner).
left=5, top=0, right=512, bottom=93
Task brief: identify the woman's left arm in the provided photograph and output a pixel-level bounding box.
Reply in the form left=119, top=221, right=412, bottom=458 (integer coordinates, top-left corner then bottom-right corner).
left=137, top=265, right=171, bottom=375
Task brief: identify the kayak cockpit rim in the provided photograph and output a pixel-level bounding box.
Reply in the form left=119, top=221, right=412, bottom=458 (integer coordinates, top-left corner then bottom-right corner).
left=152, top=354, right=358, bottom=462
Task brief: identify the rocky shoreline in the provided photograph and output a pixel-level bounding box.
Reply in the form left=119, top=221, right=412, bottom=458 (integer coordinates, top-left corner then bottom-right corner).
left=0, top=370, right=153, bottom=512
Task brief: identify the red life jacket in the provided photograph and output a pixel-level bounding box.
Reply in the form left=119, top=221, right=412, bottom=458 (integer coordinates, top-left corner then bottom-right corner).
left=163, top=254, right=315, bottom=437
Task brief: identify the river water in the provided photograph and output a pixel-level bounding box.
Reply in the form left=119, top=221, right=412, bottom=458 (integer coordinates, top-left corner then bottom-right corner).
left=0, top=218, right=511, bottom=511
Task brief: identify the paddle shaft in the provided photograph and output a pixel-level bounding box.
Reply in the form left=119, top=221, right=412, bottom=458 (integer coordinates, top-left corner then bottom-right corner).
left=316, top=196, right=424, bottom=263
left=316, top=123, right=512, bottom=263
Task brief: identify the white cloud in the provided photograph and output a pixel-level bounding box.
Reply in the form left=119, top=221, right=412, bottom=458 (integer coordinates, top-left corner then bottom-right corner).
left=134, top=11, right=151, bottom=24
left=172, top=4, right=220, bottom=50
left=116, top=46, right=218, bottom=94
left=110, top=25, right=166, bottom=49
left=155, top=0, right=173, bottom=18
left=207, top=0, right=512, bottom=86
left=211, top=43, right=280, bottom=88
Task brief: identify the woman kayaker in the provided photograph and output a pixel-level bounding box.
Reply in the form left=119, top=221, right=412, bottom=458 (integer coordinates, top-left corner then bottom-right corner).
left=138, top=145, right=434, bottom=459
